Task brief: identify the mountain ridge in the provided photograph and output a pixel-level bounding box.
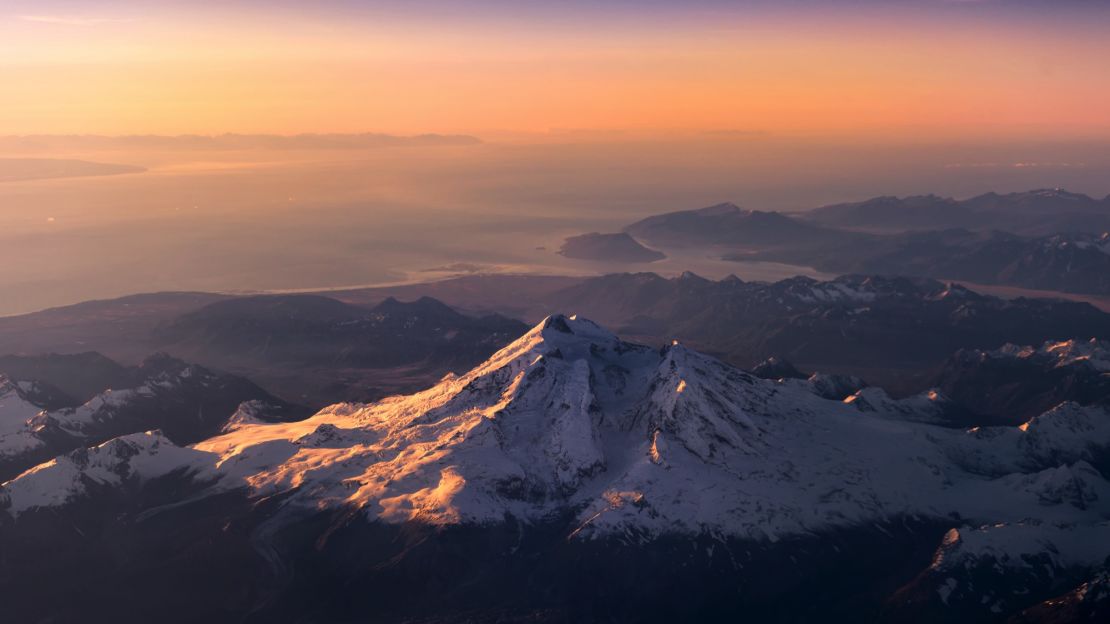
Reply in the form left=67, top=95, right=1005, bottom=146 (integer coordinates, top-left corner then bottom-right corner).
left=4, top=315, right=1107, bottom=538
left=806, top=188, right=1110, bottom=235
left=3, top=315, right=1109, bottom=621
left=0, top=353, right=305, bottom=481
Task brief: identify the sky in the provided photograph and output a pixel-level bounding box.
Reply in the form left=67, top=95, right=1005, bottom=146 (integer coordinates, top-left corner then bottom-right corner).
left=2, top=0, right=1110, bottom=139
left=2, top=1, right=1110, bottom=315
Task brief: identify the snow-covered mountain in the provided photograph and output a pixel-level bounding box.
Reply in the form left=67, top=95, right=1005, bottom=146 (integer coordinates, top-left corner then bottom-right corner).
left=989, top=338, right=1110, bottom=374
left=0, top=354, right=302, bottom=481
left=2, top=316, right=1108, bottom=621
left=0, top=377, right=53, bottom=471
left=547, top=273, right=1110, bottom=394
left=936, top=338, right=1110, bottom=425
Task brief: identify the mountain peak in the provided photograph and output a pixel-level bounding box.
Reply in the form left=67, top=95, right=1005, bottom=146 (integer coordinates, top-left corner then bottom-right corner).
left=136, top=352, right=191, bottom=376
left=542, top=313, right=572, bottom=331
left=693, top=202, right=742, bottom=216
left=1028, top=187, right=1087, bottom=200
left=7, top=317, right=1110, bottom=586
left=528, top=314, right=621, bottom=352
left=452, top=313, right=627, bottom=385
left=372, top=295, right=459, bottom=317
left=676, top=270, right=711, bottom=284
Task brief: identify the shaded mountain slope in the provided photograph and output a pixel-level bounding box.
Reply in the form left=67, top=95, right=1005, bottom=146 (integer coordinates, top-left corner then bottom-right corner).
left=0, top=354, right=304, bottom=481
left=2, top=316, right=1108, bottom=622
left=807, top=189, right=1110, bottom=236
left=558, top=232, right=665, bottom=263
left=544, top=273, right=1110, bottom=392
left=934, top=339, right=1110, bottom=425
left=624, top=202, right=858, bottom=248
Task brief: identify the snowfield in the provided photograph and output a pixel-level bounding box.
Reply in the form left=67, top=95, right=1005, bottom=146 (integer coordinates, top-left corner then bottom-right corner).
left=3, top=315, right=1109, bottom=576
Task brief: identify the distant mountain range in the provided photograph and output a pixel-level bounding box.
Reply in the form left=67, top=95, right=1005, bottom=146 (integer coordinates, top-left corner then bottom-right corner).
left=2, top=315, right=1107, bottom=622
left=624, top=201, right=857, bottom=248
left=558, top=232, right=665, bottom=263
left=0, top=133, right=482, bottom=152
left=934, top=339, right=1110, bottom=426
left=807, top=189, right=1110, bottom=236
left=3, top=276, right=1107, bottom=400
left=0, top=294, right=528, bottom=408
left=0, top=351, right=131, bottom=408
left=739, top=229, right=1110, bottom=296
left=541, top=272, right=1110, bottom=393
left=151, top=295, right=528, bottom=405
left=155, top=294, right=524, bottom=368
left=0, top=157, right=145, bottom=182
left=0, top=353, right=304, bottom=481
left=590, top=191, right=1110, bottom=296
left=623, top=189, right=1110, bottom=247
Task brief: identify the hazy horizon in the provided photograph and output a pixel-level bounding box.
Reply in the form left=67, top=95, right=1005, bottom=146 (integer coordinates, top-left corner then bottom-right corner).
left=3, top=133, right=1110, bottom=316
left=4, top=1, right=1110, bottom=139
left=3, top=0, right=1110, bottom=315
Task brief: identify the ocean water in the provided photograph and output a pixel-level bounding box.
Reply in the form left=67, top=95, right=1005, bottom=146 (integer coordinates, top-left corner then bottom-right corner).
left=2, top=138, right=1108, bottom=316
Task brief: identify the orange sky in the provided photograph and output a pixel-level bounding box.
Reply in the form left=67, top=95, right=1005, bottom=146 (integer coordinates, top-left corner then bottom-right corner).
left=2, top=2, right=1109, bottom=139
